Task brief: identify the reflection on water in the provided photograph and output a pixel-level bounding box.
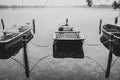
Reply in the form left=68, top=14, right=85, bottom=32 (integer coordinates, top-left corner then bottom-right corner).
left=0, top=8, right=120, bottom=79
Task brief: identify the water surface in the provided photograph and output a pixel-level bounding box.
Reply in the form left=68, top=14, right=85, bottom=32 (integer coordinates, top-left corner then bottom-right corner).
left=0, top=7, right=120, bottom=80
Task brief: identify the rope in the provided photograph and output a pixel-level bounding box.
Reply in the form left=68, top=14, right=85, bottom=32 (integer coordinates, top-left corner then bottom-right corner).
left=86, top=39, right=110, bottom=46
left=10, top=57, right=25, bottom=68
left=111, top=57, right=119, bottom=67
left=30, top=55, right=52, bottom=72
left=85, top=56, right=106, bottom=73
left=86, top=43, right=101, bottom=46
left=30, top=42, right=50, bottom=47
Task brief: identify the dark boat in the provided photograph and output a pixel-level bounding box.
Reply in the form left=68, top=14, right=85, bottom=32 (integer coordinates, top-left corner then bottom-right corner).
left=53, top=19, right=84, bottom=58
left=0, top=23, right=33, bottom=59
left=100, top=24, right=120, bottom=56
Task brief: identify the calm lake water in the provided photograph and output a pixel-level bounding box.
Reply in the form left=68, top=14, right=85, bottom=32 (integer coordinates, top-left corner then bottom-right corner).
left=0, top=7, right=120, bottom=80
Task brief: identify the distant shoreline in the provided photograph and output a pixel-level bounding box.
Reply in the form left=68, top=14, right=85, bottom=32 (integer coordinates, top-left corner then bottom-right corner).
left=0, top=5, right=113, bottom=9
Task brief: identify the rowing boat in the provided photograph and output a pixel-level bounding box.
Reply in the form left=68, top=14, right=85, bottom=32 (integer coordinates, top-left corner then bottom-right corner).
left=100, top=24, right=120, bottom=56
left=53, top=19, right=84, bottom=58
left=0, top=23, right=33, bottom=59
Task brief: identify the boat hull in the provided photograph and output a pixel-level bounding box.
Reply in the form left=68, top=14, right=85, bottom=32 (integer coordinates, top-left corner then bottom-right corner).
left=100, top=35, right=120, bottom=56
left=53, top=39, right=84, bottom=58
left=0, top=31, right=33, bottom=59
left=100, top=24, right=120, bottom=57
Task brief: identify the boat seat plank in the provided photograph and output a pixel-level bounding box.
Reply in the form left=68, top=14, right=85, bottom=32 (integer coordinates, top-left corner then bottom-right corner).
left=55, top=31, right=80, bottom=39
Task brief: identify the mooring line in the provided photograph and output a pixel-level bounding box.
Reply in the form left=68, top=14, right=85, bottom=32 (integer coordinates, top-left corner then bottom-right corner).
left=11, top=57, right=25, bottom=68
left=111, top=57, right=119, bottom=67
left=30, top=55, right=52, bottom=72
left=85, top=56, right=106, bottom=73
left=86, top=43, right=101, bottom=46
left=85, top=39, right=109, bottom=46
left=30, top=42, right=50, bottom=47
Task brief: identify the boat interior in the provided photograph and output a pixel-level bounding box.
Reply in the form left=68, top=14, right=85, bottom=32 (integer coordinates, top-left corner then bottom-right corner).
left=0, top=32, right=19, bottom=41
left=103, top=24, right=120, bottom=37
left=0, top=24, right=31, bottom=41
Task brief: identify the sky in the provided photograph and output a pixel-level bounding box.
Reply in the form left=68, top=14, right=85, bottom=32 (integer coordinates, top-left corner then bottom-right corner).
left=0, top=0, right=117, bottom=6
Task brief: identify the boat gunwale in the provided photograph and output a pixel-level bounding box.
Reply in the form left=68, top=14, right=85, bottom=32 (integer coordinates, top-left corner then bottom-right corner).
left=102, top=24, right=120, bottom=39
left=0, top=27, right=32, bottom=43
